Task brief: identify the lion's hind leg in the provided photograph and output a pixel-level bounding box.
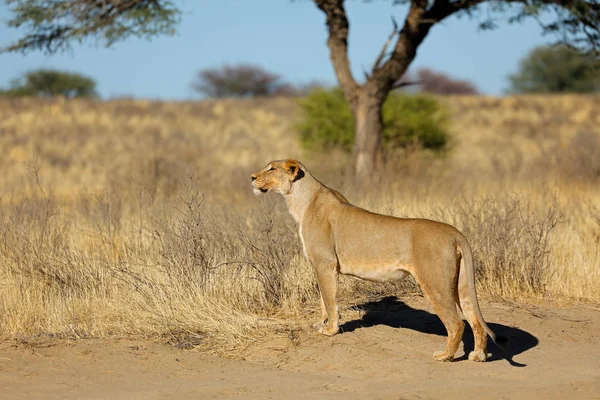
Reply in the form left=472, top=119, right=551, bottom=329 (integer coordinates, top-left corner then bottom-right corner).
left=415, top=270, right=464, bottom=362
left=458, top=299, right=487, bottom=362
left=458, top=269, right=488, bottom=362
left=429, top=298, right=465, bottom=362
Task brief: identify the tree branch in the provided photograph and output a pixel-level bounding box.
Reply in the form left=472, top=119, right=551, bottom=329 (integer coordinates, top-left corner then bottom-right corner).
left=314, top=0, right=360, bottom=105
left=367, top=0, right=494, bottom=94
left=391, top=80, right=422, bottom=90
left=369, top=0, right=432, bottom=93
left=371, top=17, right=399, bottom=74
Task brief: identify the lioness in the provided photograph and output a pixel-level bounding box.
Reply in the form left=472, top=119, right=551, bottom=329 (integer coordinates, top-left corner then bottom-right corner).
left=251, top=159, right=506, bottom=362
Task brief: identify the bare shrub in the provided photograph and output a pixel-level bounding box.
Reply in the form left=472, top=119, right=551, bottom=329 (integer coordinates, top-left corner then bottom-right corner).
left=0, top=196, right=113, bottom=338
left=0, top=161, right=107, bottom=301
left=417, top=68, right=479, bottom=95
left=137, top=177, right=308, bottom=309
left=397, top=68, right=479, bottom=95
left=98, top=176, right=315, bottom=349
left=434, top=194, right=563, bottom=299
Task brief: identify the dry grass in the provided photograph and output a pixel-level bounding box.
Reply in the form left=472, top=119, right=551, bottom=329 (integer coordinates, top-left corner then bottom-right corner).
left=0, top=94, right=598, bottom=353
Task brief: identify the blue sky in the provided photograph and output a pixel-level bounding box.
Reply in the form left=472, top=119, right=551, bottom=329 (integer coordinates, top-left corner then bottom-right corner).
left=0, top=0, right=554, bottom=98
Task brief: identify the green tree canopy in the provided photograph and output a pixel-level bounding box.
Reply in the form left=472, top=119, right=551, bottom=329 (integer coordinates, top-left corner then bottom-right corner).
left=1, top=69, right=98, bottom=98
left=2, top=0, right=180, bottom=54
left=508, top=44, right=600, bottom=93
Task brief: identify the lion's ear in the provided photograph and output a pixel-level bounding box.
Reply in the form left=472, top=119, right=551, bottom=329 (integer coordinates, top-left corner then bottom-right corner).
left=286, top=161, right=305, bottom=183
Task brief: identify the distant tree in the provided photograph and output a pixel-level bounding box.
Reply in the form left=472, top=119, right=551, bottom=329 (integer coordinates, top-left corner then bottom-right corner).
left=1, top=69, right=97, bottom=98
left=415, top=68, right=479, bottom=95
left=191, top=64, right=295, bottom=98
left=508, top=44, right=600, bottom=93
left=2, top=0, right=180, bottom=54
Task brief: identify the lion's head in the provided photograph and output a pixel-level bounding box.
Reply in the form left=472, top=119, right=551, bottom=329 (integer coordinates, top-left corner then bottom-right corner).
left=251, top=159, right=305, bottom=196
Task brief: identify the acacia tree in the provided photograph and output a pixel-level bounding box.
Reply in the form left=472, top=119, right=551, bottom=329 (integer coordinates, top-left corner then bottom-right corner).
left=314, top=0, right=599, bottom=179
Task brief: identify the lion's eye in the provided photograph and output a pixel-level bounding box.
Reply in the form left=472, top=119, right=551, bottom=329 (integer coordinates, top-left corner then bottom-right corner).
left=268, top=167, right=275, bottom=172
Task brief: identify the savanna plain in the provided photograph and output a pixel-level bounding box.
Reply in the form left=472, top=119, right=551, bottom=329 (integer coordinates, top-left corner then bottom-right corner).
left=0, top=95, right=599, bottom=399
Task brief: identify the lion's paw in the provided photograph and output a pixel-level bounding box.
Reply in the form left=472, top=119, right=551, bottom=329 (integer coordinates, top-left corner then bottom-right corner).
left=318, top=324, right=339, bottom=336
left=468, top=350, right=487, bottom=362
left=433, top=351, right=454, bottom=362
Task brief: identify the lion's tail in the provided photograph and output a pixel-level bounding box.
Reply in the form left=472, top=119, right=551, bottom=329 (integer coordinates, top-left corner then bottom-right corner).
left=458, top=237, right=509, bottom=352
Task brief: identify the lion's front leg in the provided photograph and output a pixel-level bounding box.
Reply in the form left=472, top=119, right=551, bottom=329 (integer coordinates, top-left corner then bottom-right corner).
left=312, top=293, right=329, bottom=330
left=314, top=262, right=340, bottom=336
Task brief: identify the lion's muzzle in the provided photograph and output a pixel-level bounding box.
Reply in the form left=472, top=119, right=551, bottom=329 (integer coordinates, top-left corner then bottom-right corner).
left=251, top=173, right=268, bottom=195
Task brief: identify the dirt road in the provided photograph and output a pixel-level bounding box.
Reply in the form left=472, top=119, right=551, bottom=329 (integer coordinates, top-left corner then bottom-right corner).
left=1, top=297, right=599, bottom=399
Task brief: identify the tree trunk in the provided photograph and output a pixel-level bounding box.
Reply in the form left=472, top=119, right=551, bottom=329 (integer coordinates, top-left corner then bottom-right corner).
left=315, top=0, right=437, bottom=183
left=352, top=90, right=384, bottom=181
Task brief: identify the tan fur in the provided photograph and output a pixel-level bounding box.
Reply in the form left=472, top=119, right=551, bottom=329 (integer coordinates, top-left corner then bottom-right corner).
left=251, top=159, right=503, bottom=362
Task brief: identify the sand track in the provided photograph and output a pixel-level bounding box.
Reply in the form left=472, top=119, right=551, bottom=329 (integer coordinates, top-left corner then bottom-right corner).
left=1, top=297, right=599, bottom=399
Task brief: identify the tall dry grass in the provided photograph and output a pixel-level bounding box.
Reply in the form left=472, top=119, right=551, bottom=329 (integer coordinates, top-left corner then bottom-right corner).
left=0, top=94, right=598, bottom=353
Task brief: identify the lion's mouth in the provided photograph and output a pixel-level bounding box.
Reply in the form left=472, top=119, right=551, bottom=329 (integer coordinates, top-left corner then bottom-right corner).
left=253, top=187, right=269, bottom=196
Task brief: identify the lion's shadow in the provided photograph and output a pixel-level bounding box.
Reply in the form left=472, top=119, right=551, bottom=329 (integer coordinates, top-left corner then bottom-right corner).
left=340, top=296, right=538, bottom=367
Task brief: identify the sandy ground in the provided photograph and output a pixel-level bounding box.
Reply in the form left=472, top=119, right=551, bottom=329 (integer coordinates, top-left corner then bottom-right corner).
left=1, top=296, right=599, bottom=400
